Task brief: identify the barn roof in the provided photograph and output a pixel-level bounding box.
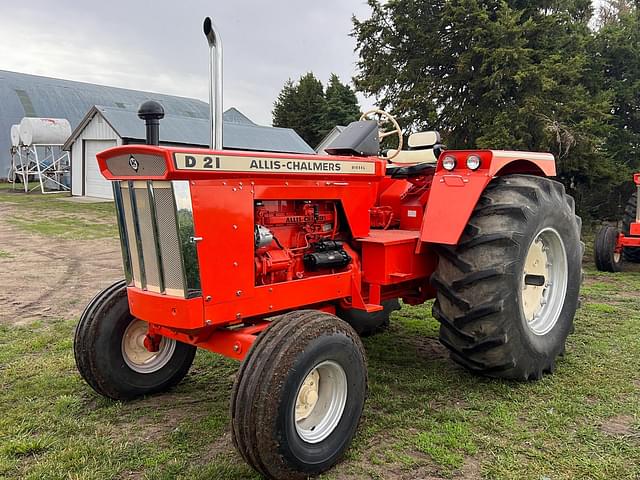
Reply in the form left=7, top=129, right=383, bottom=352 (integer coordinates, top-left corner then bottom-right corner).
left=63, top=106, right=314, bottom=154
left=0, top=70, right=313, bottom=177
left=223, top=107, right=256, bottom=125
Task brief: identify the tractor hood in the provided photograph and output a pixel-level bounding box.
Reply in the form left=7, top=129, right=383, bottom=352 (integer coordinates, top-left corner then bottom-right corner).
left=97, top=145, right=387, bottom=182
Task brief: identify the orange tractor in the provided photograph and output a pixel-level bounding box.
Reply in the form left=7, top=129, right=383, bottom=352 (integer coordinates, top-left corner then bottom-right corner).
left=594, top=173, right=640, bottom=272
left=74, top=17, right=583, bottom=479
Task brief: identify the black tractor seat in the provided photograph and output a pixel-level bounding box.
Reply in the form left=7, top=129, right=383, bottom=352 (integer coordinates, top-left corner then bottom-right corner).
left=385, top=162, right=436, bottom=178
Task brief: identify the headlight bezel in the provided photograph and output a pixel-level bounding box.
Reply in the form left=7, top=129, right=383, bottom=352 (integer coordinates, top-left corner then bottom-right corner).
left=442, top=155, right=457, bottom=171
left=466, top=154, right=481, bottom=170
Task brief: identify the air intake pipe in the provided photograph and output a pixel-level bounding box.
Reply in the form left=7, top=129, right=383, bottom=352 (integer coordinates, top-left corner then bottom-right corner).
left=203, top=17, right=223, bottom=150
left=138, top=101, right=164, bottom=146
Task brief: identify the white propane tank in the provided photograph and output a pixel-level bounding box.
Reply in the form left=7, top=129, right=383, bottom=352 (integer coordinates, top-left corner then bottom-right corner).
left=10, top=124, right=21, bottom=147
left=19, top=117, right=72, bottom=146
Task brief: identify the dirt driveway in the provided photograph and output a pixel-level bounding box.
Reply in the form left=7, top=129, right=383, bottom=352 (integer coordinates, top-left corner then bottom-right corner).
left=0, top=200, right=122, bottom=325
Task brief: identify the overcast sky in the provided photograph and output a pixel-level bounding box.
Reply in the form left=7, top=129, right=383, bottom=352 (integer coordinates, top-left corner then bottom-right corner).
left=0, top=1, right=374, bottom=126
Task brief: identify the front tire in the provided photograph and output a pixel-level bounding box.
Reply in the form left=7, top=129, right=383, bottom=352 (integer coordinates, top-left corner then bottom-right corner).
left=74, top=280, right=196, bottom=400
left=231, top=310, right=367, bottom=480
left=431, top=175, right=582, bottom=380
left=594, top=225, right=623, bottom=272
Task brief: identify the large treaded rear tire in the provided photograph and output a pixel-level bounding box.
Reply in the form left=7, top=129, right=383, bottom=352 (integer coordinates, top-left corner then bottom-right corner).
left=431, top=175, right=582, bottom=380
left=74, top=280, right=196, bottom=400
left=622, top=191, right=640, bottom=262
left=231, top=310, right=367, bottom=480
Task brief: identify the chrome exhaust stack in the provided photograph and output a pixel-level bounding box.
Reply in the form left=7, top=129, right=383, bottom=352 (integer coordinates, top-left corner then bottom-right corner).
left=203, top=17, right=223, bottom=150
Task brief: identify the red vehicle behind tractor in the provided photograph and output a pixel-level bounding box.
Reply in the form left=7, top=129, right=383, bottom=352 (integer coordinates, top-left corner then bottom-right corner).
left=595, top=173, right=640, bottom=272
left=74, top=18, right=583, bottom=479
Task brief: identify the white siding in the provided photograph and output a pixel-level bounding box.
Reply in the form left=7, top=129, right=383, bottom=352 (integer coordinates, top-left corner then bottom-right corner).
left=84, top=140, right=117, bottom=198
left=70, top=112, right=121, bottom=197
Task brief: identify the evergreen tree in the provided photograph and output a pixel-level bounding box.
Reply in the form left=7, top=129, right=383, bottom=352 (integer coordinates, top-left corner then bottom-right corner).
left=588, top=4, right=640, bottom=215
left=324, top=74, right=361, bottom=130
left=596, top=6, right=640, bottom=170
left=272, top=73, right=362, bottom=148
left=352, top=0, right=615, bottom=216
left=272, top=79, right=298, bottom=132
left=272, top=73, right=327, bottom=147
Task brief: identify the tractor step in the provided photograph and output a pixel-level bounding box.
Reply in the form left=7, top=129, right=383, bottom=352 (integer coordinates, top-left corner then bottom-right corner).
left=357, top=230, right=433, bottom=285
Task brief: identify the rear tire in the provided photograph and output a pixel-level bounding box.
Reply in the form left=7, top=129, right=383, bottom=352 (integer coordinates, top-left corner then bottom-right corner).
left=431, top=175, right=582, bottom=380
left=74, top=280, right=196, bottom=400
left=594, top=226, right=623, bottom=272
left=231, top=310, right=367, bottom=480
left=622, top=191, right=640, bottom=262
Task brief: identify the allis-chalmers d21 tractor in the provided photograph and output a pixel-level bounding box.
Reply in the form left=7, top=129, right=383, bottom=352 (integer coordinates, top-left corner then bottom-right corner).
left=595, top=173, right=640, bottom=272
left=74, top=17, right=583, bottom=480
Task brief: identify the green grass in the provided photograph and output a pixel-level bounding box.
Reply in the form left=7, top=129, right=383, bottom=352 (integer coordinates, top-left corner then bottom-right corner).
left=0, top=183, right=117, bottom=239
left=6, top=216, right=116, bottom=240
left=0, top=268, right=639, bottom=479
left=0, top=318, right=251, bottom=480
left=0, top=181, right=115, bottom=217
left=1, top=185, right=638, bottom=478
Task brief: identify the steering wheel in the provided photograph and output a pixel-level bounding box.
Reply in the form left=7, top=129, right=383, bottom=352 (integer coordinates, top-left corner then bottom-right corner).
left=359, top=108, right=403, bottom=160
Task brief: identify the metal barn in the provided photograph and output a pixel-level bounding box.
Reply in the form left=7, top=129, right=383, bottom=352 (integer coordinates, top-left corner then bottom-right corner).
left=64, top=106, right=314, bottom=199
left=0, top=70, right=211, bottom=180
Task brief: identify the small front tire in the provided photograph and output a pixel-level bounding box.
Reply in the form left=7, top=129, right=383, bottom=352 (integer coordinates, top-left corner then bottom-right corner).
left=594, top=225, right=623, bottom=272
left=231, top=310, right=367, bottom=480
left=74, top=280, right=196, bottom=400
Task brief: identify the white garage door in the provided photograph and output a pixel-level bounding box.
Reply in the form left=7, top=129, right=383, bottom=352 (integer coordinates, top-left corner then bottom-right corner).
left=84, top=140, right=117, bottom=199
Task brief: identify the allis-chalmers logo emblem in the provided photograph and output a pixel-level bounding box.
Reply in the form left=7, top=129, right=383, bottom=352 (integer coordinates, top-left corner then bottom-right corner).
left=128, top=155, right=139, bottom=172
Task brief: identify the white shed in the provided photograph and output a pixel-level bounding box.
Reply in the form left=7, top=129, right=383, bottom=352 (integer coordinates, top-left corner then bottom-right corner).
left=68, top=111, right=120, bottom=198
left=64, top=105, right=315, bottom=200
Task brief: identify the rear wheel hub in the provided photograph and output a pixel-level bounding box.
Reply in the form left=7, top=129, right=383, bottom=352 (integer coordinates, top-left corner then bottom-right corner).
left=521, top=228, right=568, bottom=335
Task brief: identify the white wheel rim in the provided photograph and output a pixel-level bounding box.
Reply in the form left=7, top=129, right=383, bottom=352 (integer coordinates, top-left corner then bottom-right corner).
left=121, top=319, right=176, bottom=373
left=521, top=227, right=568, bottom=336
left=294, top=360, right=348, bottom=444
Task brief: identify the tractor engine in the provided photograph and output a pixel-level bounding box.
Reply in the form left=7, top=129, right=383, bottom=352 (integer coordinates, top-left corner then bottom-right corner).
left=253, top=200, right=352, bottom=285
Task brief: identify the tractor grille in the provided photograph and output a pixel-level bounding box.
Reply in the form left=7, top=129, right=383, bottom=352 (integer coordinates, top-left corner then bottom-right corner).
left=113, top=180, right=201, bottom=298
left=106, top=154, right=167, bottom=177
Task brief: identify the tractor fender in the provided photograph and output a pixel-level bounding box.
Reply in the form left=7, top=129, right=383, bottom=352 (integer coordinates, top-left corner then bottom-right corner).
left=420, top=150, right=555, bottom=246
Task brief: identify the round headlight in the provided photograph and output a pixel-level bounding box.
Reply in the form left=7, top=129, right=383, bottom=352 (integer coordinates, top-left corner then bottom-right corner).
left=442, top=155, right=456, bottom=171
left=466, top=154, right=481, bottom=170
